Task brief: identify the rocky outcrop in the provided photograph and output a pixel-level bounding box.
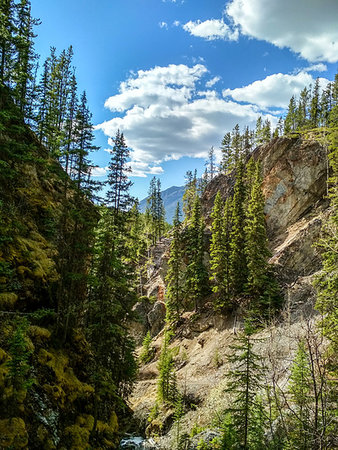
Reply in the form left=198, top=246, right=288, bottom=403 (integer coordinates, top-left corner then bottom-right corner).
left=202, top=137, right=328, bottom=241
left=147, top=301, right=166, bottom=337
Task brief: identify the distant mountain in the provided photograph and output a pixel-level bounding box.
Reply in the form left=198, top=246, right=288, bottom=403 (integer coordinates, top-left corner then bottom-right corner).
left=139, top=185, right=185, bottom=224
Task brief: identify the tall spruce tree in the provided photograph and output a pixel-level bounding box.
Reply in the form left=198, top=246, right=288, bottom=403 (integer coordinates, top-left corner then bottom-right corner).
left=220, top=131, right=233, bottom=174
left=209, top=191, right=232, bottom=310
left=165, top=203, right=184, bottom=321
left=183, top=169, right=197, bottom=221
left=230, top=158, right=247, bottom=296
left=223, top=322, right=267, bottom=449
left=185, top=196, right=209, bottom=311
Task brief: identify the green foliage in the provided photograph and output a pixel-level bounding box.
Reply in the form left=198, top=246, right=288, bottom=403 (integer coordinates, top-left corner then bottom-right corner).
left=139, top=331, right=153, bottom=365
left=209, top=191, right=232, bottom=310
left=230, top=158, right=248, bottom=295
left=223, top=323, right=267, bottom=449
left=6, top=318, right=34, bottom=390
left=185, top=196, right=209, bottom=311
left=146, top=176, right=166, bottom=244
left=165, top=203, right=184, bottom=320
left=157, top=329, right=177, bottom=404
left=245, top=162, right=281, bottom=317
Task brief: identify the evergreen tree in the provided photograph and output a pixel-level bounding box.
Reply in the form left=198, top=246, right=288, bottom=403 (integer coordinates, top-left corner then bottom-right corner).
left=206, top=145, right=216, bottom=180
left=185, top=196, right=209, bottom=311
left=287, top=341, right=312, bottom=449
left=106, top=129, right=133, bottom=212
left=296, top=87, right=310, bottom=129
left=223, top=323, right=267, bottom=449
left=146, top=176, right=165, bottom=244
left=284, top=96, right=297, bottom=134
left=242, top=126, right=254, bottom=158
left=182, top=169, right=197, bottom=221
left=255, top=116, right=264, bottom=145
left=245, top=164, right=270, bottom=299
left=230, top=158, right=247, bottom=296
left=262, top=118, right=271, bottom=143
left=310, top=78, right=321, bottom=128
left=166, top=203, right=184, bottom=320
left=231, top=123, right=242, bottom=163
left=12, top=0, right=39, bottom=114
left=157, top=329, right=177, bottom=404
left=0, top=0, right=16, bottom=85
left=220, top=131, right=233, bottom=174
left=209, top=191, right=232, bottom=310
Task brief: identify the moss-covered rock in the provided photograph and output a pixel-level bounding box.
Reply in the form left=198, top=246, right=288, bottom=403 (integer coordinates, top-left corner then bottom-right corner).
left=38, top=348, right=94, bottom=407
left=0, top=417, right=28, bottom=448
left=0, top=292, right=18, bottom=309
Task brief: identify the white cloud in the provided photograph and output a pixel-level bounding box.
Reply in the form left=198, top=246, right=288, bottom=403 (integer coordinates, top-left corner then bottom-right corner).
left=173, top=20, right=180, bottom=27
left=91, top=166, right=108, bottom=177
left=223, top=71, right=329, bottom=109
left=206, top=76, right=221, bottom=88
left=226, top=0, right=338, bottom=62
left=129, top=161, right=164, bottom=178
left=304, top=63, right=327, bottom=73
left=97, top=64, right=277, bottom=173
left=159, top=21, right=168, bottom=29
left=183, top=19, right=239, bottom=41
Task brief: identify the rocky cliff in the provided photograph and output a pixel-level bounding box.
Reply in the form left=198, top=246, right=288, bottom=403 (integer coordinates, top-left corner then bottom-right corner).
left=130, top=136, right=329, bottom=448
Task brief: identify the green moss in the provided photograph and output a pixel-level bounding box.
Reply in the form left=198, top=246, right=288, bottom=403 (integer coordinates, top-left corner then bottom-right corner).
left=28, top=325, right=51, bottom=343
left=38, top=349, right=94, bottom=407
left=0, top=417, right=28, bottom=448
left=0, top=292, right=18, bottom=309
left=64, top=415, right=93, bottom=450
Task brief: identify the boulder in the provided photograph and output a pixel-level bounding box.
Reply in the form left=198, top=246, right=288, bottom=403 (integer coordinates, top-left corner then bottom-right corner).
left=147, top=301, right=166, bottom=337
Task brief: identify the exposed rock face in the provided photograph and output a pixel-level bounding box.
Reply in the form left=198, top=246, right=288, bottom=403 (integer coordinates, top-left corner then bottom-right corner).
left=203, top=137, right=327, bottom=240
left=143, top=238, right=170, bottom=299
left=202, top=136, right=328, bottom=313
left=147, top=301, right=166, bottom=337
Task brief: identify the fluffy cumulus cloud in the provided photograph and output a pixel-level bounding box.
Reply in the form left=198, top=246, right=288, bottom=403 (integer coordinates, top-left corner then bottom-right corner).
left=226, top=0, right=338, bottom=62
left=223, top=71, right=330, bottom=108
left=183, top=19, right=238, bottom=41
left=97, top=64, right=279, bottom=176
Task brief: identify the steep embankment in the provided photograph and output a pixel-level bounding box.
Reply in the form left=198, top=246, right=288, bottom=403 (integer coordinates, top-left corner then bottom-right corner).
left=0, top=88, right=123, bottom=449
left=130, top=137, right=329, bottom=448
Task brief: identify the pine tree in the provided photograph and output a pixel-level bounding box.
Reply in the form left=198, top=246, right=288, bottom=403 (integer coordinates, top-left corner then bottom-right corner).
left=12, top=0, right=39, bottom=114
left=146, top=176, right=165, bottom=244
left=182, top=169, right=197, bottom=221
left=185, top=196, right=209, bottom=311
left=262, top=118, right=271, bottom=143
left=231, top=123, right=242, bottom=163
left=284, top=96, right=297, bottom=134
left=223, top=322, right=267, bottom=449
left=287, top=341, right=312, bottom=449
left=157, top=329, right=177, bottom=404
left=206, top=145, right=216, bottom=180
left=296, top=87, right=310, bottom=129
left=245, top=164, right=269, bottom=294
left=106, top=129, right=133, bottom=212
left=255, top=116, right=264, bottom=145
left=220, top=131, right=233, bottom=174
left=242, top=126, right=253, bottom=158
left=310, top=78, right=321, bottom=128
left=166, top=203, right=184, bottom=320
left=209, top=191, right=232, bottom=310
left=0, top=0, right=16, bottom=85
left=230, top=158, right=247, bottom=296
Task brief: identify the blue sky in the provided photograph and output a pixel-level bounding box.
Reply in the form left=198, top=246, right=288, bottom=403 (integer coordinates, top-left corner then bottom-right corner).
left=31, top=0, right=338, bottom=199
